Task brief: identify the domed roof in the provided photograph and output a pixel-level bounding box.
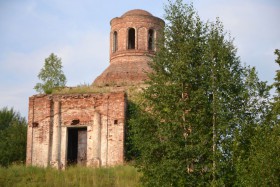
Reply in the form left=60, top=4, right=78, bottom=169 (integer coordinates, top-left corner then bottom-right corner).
left=122, top=9, right=153, bottom=17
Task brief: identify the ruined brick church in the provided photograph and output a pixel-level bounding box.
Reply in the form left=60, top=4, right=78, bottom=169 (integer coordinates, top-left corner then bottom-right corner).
left=26, top=9, right=164, bottom=169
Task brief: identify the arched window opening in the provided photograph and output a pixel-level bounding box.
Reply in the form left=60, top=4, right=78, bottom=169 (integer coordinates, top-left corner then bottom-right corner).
left=128, top=28, right=135, bottom=49
left=148, top=29, right=154, bottom=51
left=113, top=31, right=118, bottom=52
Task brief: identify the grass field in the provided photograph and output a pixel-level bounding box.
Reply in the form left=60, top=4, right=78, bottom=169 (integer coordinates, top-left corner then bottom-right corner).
left=0, top=164, right=141, bottom=187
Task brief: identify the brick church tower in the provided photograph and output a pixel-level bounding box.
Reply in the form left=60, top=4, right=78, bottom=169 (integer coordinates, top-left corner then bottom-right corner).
left=26, top=9, right=164, bottom=169
left=93, top=9, right=164, bottom=87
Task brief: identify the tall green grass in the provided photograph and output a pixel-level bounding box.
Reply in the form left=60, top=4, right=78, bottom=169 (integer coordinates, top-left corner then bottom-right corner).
left=0, top=164, right=141, bottom=187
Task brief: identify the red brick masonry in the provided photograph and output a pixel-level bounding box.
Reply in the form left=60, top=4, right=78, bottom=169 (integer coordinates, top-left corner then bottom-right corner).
left=26, top=92, right=126, bottom=169
left=93, top=9, right=164, bottom=86
left=27, top=9, right=164, bottom=169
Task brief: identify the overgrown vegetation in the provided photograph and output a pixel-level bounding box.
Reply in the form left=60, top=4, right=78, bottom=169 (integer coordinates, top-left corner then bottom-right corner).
left=0, top=107, right=27, bottom=167
left=52, top=84, right=113, bottom=94
left=51, top=83, right=145, bottom=98
left=127, top=0, right=279, bottom=186
left=0, top=165, right=141, bottom=187
left=1, top=1, right=279, bottom=187
left=234, top=49, right=280, bottom=186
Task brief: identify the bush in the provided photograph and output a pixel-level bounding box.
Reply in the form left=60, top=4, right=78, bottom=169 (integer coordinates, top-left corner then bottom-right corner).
left=0, top=107, right=27, bottom=167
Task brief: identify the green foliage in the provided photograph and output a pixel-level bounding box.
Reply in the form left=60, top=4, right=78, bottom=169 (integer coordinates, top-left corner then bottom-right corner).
left=234, top=49, right=280, bottom=186
left=34, top=53, right=66, bottom=94
left=274, top=49, right=280, bottom=95
left=129, top=0, right=272, bottom=186
left=125, top=101, right=141, bottom=161
left=236, top=50, right=280, bottom=186
left=272, top=49, right=280, bottom=116
left=0, top=107, right=27, bottom=167
left=235, top=125, right=280, bottom=186
left=0, top=165, right=141, bottom=187
left=0, top=107, right=25, bottom=131
left=233, top=68, right=273, bottom=186
left=52, top=84, right=114, bottom=94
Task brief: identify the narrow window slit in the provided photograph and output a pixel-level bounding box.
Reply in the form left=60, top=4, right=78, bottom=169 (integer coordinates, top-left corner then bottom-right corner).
left=148, top=29, right=154, bottom=51
left=113, top=31, right=118, bottom=52
left=128, top=28, right=135, bottom=49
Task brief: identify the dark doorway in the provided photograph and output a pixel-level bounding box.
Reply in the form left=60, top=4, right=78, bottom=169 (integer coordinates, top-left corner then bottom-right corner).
left=67, top=127, right=87, bottom=166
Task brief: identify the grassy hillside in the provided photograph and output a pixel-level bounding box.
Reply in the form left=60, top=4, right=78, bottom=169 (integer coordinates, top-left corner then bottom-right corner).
left=0, top=164, right=141, bottom=187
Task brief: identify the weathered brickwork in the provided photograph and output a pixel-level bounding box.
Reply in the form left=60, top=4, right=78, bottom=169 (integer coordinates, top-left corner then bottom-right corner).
left=93, top=9, right=164, bottom=86
left=26, top=92, right=126, bottom=169
left=27, top=9, right=164, bottom=169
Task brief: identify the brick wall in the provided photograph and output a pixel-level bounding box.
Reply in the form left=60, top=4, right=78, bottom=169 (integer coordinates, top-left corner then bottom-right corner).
left=93, top=9, right=165, bottom=87
left=27, top=9, right=164, bottom=169
left=26, top=92, right=126, bottom=169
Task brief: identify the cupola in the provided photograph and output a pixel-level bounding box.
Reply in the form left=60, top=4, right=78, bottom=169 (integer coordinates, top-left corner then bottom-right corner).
left=93, top=9, right=165, bottom=87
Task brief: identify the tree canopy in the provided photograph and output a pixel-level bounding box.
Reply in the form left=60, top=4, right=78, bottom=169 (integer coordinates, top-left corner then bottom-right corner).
left=128, top=0, right=273, bottom=186
left=0, top=107, right=27, bottom=167
left=34, top=53, right=66, bottom=94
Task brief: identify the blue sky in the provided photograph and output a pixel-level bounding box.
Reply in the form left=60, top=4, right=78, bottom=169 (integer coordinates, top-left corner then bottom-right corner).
left=0, top=0, right=279, bottom=118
